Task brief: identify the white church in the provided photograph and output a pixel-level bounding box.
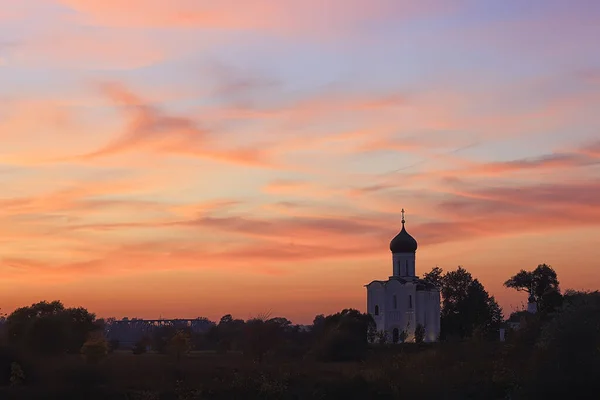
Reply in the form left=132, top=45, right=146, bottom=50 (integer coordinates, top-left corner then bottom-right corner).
left=365, top=210, right=441, bottom=342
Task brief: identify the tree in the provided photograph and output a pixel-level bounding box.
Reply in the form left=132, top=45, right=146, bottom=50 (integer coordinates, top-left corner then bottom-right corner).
left=524, top=291, right=600, bottom=397
left=207, top=314, right=246, bottom=353
left=81, top=331, right=109, bottom=364
left=168, top=330, right=191, bottom=362
left=423, top=266, right=444, bottom=288
left=6, top=300, right=99, bottom=355
left=132, top=338, right=148, bottom=355
left=434, top=266, right=503, bottom=340
left=414, top=324, right=425, bottom=344
left=108, top=338, right=120, bottom=352
left=312, top=309, right=375, bottom=362
left=504, top=264, right=561, bottom=313
left=399, top=329, right=408, bottom=344
left=376, top=330, right=388, bottom=344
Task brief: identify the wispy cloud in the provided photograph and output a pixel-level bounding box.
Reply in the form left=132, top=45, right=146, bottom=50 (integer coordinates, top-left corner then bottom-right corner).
left=72, top=82, right=277, bottom=167
left=1, top=0, right=600, bottom=321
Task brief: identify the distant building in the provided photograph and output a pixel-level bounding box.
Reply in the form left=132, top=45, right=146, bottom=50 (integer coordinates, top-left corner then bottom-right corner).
left=365, top=209, right=441, bottom=342
left=499, top=295, right=537, bottom=341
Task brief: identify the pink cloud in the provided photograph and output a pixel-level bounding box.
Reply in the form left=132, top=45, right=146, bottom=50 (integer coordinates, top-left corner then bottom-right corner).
left=56, top=0, right=458, bottom=38
left=72, top=82, right=278, bottom=168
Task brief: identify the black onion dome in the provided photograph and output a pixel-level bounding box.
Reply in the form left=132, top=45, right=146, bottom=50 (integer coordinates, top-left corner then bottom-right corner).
left=389, top=223, right=418, bottom=253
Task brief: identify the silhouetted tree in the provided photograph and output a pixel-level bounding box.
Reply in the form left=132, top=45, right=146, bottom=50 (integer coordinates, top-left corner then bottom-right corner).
left=242, top=315, right=290, bottom=362
left=434, top=267, right=503, bottom=340
left=108, top=338, right=119, bottom=353
left=132, top=337, right=148, bottom=355
left=414, top=324, right=425, bottom=343
left=399, top=329, right=408, bottom=344
left=423, top=266, right=444, bottom=288
left=168, top=330, right=191, bottom=362
left=81, top=331, right=108, bottom=364
left=207, top=314, right=245, bottom=353
left=5, top=300, right=98, bottom=355
left=504, top=264, right=562, bottom=313
left=523, top=291, right=600, bottom=397
left=375, top=330, right=388, bottom=344
left=312, top=309, right=375, bottom=362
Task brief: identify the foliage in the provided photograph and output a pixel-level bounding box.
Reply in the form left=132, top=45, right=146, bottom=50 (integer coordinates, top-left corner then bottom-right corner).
left=399, top=330, right=408, bottom=344
left=0, top=295, right=599, bottom=399
left=242, top=316, right=291, bottom=362
left=168, top=330, right=191, bottom=362
left=207, top=314, right=246, bottom=353
left=10, top=362, right=25, bottom=387
left=523, top=291, right=600, bottom=397
left=375, top=330, right=388, bottom=344
left=5, top=300, right=98, bottom=355
left=312, top=309, right=375, bottom=362
left=423, top=266, right=444, bottom=288
left=414, top=324, right=425, bottom=343
left=81, top=332, right=109, bottom=364
left=132, top=339, right=147, bottom=355
left=428, top=266, right=503, bottom=340
left=504, top=264, right=562, bottom=313
left=108, top=338, right=120, bottom=353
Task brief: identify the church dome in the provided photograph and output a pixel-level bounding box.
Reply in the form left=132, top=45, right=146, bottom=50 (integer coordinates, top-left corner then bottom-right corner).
left=389, top=209, right=418, bottom=253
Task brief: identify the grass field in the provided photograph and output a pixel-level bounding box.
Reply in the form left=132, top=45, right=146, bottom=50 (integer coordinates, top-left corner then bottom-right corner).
left=1, top=342, right=517, bottom=399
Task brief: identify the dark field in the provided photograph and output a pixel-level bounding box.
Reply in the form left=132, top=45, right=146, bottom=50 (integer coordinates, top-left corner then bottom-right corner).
left=5, top=339, right=588, bottom=400
left=1, top=343, right=515, bottom=400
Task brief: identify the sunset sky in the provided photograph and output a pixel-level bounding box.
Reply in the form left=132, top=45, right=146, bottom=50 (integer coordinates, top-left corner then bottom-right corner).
left=1, top=0, right=599, bottom=323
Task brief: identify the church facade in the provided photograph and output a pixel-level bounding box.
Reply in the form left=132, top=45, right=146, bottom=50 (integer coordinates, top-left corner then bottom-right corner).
left=365, top=210, right=441, bottom=342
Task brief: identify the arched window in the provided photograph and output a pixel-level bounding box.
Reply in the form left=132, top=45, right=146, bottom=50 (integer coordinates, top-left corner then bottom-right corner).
left=374, top=305, right=379, bottom=316
left=392, top=328, right=399, bottom=343
left=393, top=295, right=397, bottom=309
left=409, top=295, right=413, bottom=309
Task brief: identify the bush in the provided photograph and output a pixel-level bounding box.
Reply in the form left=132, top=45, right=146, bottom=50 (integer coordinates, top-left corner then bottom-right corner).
left=108, top=339, right=120, bottom=353
left=415, top=324, right=425, bottom=344
left=81, top=333, right=108, bottom=364
left=132, top=340, right=147, bottom=355
left=0, top=346, right=35, bottom=386
left=399, top=330, right=408, bottom=344
left=523, top=291, right=600, bottom=397
left=313, top=329, right=368, bottom=362
left=168, top=330, right=190, bottom=361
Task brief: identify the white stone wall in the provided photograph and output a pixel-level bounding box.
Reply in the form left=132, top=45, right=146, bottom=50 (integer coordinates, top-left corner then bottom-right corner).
left=367, top=282, right=386, bottom=332
left=392, top=252, right=416, bottom=277
left=366, top=281, right=440, bottom=342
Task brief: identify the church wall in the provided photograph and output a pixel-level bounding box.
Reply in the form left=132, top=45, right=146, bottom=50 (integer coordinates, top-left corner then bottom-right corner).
left=366, top=283, right=386, bottom=332
left=410, top=289, right=441, bottom=342
left=416, top=290, right=427, bottom=331
left=425, top=290, right=441, bottom=342
left=384, top=281, right=409, bottom=336
left=392, top=253, right=416, bottom=277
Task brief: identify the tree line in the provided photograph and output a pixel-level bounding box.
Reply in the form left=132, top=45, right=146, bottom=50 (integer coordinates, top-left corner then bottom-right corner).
left=0, top=263, right=570, bottom=362
left=1, top=263, right=599, bottom=398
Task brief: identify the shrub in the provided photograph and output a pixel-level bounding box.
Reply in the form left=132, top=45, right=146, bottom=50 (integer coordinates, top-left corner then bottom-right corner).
left=108, top=339, right=120, bottom=353
left=168, top=330, right=191, bottom=362
left=399, top=330, right=408, bottom=343
left=313, top=329, right=368, bottom=362
left=415, top=324, right=425, bottom=344
left=81, top=332, right=108, bottom=364
left=376, top=330, right=388, bottom=345
left=0, top=346, right=34, bottom=386
left=132, top=339, right=147, bottom=355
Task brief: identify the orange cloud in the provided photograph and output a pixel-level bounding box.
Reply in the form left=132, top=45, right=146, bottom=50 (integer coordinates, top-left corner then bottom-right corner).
left=71, top=82, right=277, bottom=168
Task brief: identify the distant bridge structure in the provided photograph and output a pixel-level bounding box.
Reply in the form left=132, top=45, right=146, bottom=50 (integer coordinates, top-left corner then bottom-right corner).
left=105, top=317, right=215, bottom=348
